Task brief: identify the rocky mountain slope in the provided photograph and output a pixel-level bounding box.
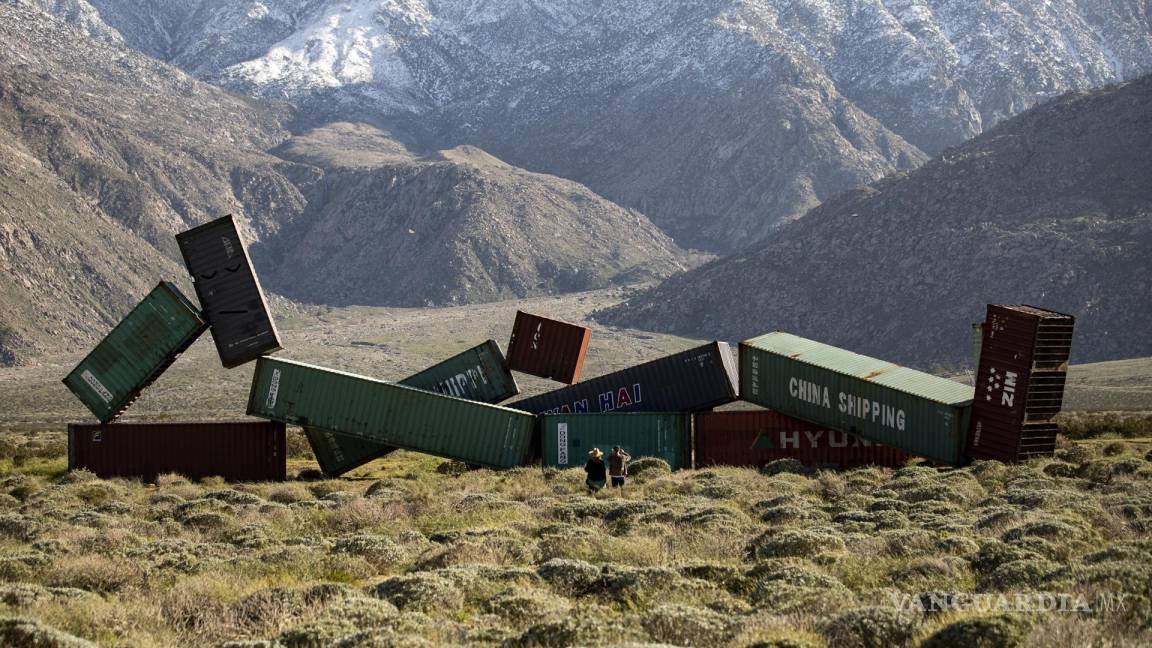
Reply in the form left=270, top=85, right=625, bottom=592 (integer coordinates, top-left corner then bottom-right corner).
left=43, top=0, right=1152, bottom=251
left=599, top=76, right=1152, bottom=368
left=0, top=4, right=689, bottom=364
left=264, top=123, right=690, bottom=306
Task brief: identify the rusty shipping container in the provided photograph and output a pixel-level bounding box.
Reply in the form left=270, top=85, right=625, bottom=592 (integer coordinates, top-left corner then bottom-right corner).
left=67, top=421, right=286, bottom=482
left=305, top=340, right=520, bottom=476
left=506, top=311, right=591, bottom=383
left=62, top=282, right=207, bottom=423
left=694, top=411, right=912, bottom=470
left=506, top=342, right=738, bottom=415
left=176, top=214, right=282, bottom=368
left=967, top=304, right=1075, bottom=462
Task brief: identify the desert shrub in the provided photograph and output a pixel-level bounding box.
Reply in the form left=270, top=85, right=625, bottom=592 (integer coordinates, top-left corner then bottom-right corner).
left=0, top=584, right=54, bottom=608
left=1041, top=462, right=1078, bottom=478
left=1001, top=519, right=1087, bottom=544
left=866, top=498, right=908, bottom=513
left=46, top=554, right=145, bottom=593
left=604, top=500, right=667, bottom=524
left=279, top=620, right=357, bottom=648
left=822, top=606, right=918, bottom=648
left=331, top=534, right=408, bottom=569
left=751, top=529, right=845, bottom=559
left=321, top=597, right=400, bottom=627
left=1054, top=444, right=1093, bottom=464
left=968, top=542, right=1043, bottom=574
left=629, top=457, right=672, bottom=479
left=935, top=535, right=980, bottom=556
left=205, top=489, right=263, bottom=506
left=364, top=481, right=405, bottom=501
left=642, top=604, right=735, bottom=647
left=0, top=617, right=97, bottom=648
left=415, top=535, right=538, bottom=570
left=551, top=497, right=614, bottom=522
left=759, top=505, right=826, bottom=524
left=507, top=616, right=645, bottom=647
left=267, top=485, right=312, bottom=504
left=367, top=574, right=463, bottom=613
left=233, top=586, right=304, bottom=626
left=919, top=613, right=1031, bottom=648
left=1080, top=544, right=1149, bottom=564
left=484, top=587, right=569, bottom=624
left=979, top=558, right=1064, bottom=591
left=679, top=505, right=750, bottom=530
left=975, top=507, right=1022, bottom=530
left=678, top=563, right=748, bottom=594
left=748, top=563, right=851, bottom=613
left=592, top=565, right=704, bottom=604
left=56, top=470, right=97, bottom=485
left=0, top=513, right=40, bottom=541
left=760, top=459, right=806, bottom=476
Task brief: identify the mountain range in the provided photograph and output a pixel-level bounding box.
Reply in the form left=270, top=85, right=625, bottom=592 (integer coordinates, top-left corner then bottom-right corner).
left=599, top=75, right=1152, bottom=368
left=33, top=0, right=1152, bottom=251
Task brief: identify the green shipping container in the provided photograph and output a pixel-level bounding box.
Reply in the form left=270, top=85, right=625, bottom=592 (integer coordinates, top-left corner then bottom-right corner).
left=740, top=332, right=974, bottom=465
left=541, top=413, right=692, bottom=470
left=305, top=340, right=520, bottom=475
left=248, top=357, right=535, bottom=469
left=63, top=282, right=207, bottom=423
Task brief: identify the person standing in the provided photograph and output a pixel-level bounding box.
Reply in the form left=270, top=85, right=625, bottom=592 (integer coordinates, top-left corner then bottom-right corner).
left=608, top=445, right=631, bottom=491
left=584, top=448, right=607, bottom=494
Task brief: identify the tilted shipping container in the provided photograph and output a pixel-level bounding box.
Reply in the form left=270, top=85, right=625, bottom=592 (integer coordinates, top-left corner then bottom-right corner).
left=968, top=304, right=1075, bottom=462
left=694, top=410, right=912, bottom=469
left=541, top=413, right=692, bottom=470
left=507, top=342, right=738, bottom=415
left=248, top=357, right=536, bottom=469
left=68, top=421, right=285, bottom=482
left=176, top=214, right=282, bottom=368
left=740, top=332, right=974, bottom=465
left=304, top=340, right=520, bottom=475
left=62, top=282, right=207, bottom=423
left=506, top=311, right=591, bottom=383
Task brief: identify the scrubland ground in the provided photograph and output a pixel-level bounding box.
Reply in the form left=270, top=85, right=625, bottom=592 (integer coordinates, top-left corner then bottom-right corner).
left=1, top=290, right=1150, bottom=646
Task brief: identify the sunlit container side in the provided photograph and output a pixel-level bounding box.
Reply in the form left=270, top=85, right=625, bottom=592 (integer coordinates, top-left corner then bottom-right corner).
left=694, top=411, right=912, bottom=469
left=248, top=357, right=535, bottom=469
left=506, top=311, right=592, bottom=383
left=62, top=282, right=207, bottom=424
left=67, top=421, right=285, bottom=482
left=304, top=340, right=520, bottom=475
left=968, top=304, right=1075, bottom=462
left=507, top=342, right=738, bottom=415
left=176, top=214, right=282, bottom=368
left=739, top=332, right=974, bottom=466
left=541, top=413, right=692, bottom=470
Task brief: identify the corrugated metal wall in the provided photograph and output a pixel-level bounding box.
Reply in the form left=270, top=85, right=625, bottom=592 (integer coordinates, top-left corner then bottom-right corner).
left=508, top=342, right=738, bottom=415
left=305, top=340, right=521, bottom=475
left=248, top=357, right=536, bottom=469
left=694, top=411, right=912, bottom=469
left=542, top=413, right=692, bottom=470
left=62, top=282, right=207, bottom=423
left=506, top=311, right=591, bottom=384
left=740, top=333, right=973, bottom=465
left=68, top=421, right=285, bottom=482
left=176, top=214, right=282, bottom=368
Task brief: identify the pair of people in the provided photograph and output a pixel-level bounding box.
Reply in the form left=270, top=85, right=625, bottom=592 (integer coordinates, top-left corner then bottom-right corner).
left=584, top=446, right=630, bottom=493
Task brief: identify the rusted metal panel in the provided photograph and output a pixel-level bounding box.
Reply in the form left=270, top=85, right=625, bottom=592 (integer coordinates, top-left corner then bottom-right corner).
left=967, top=304, right=1075, bottom=462
left=507, top=342, right=738, bottom=415
left=506, top=311, right=592, bottom=384
left=67, top=421, right=286, bottom=482
left=176, top=214, right=282, bottom=368
left=62, top=282, right=207, bottom=423
left=694, top=411, right=912, bottom=469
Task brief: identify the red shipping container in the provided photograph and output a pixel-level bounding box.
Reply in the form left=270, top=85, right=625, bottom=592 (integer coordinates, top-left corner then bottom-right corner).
left=968, top=304, right=1074, bottom=462
left=694, top=410, right=912, bottom=469
left=68, top=421, right=286, bottom=482
left=506, top=311, right=591, bottom=384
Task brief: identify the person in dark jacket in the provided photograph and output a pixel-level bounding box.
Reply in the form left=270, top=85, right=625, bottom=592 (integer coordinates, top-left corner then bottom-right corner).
left=608, top=445, right=631, bottom=491
left=584, top=448, right=607, bottom=493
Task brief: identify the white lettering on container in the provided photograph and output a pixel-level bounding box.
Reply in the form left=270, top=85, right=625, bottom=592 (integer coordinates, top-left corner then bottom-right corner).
left=557, top=423, right=568, bottom=465
left=81, top=370, right=114, bottom=404
left=266, top=368, right=281, bottom=409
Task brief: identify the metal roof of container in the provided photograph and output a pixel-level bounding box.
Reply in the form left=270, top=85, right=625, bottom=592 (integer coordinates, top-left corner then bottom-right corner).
left=741, top=331, right=974, bottom=406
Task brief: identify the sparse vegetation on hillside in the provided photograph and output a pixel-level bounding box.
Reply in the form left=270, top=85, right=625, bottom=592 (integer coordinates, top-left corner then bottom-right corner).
left=0, top=432, right=1150, bottom=647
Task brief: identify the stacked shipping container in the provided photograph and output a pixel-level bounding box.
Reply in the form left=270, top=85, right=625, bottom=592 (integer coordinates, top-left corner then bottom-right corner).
left=967, top=305, right=1075, bottom=461
left=739, top=332, right=974, bottom=465
left=305, top=340, right=520, bottom=475
left=506, top=311, right=591, bottom=383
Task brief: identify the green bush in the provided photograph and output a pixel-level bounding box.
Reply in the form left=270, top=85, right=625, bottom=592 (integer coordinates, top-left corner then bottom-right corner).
left=919, top=613, right=1031, bottom=648
left=0, top=617, right=97, bottom=648
left=822, top=606, right=918, bottom=648
left=628, top=457, right=672, bottom=479
left=751, top=529, right=845, bottom=559
left=641, top=604, right=735, bottom=647
left=367, top=574, right=463, bottom=613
